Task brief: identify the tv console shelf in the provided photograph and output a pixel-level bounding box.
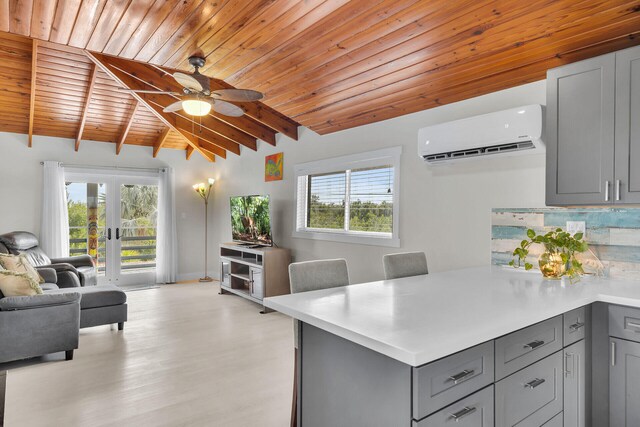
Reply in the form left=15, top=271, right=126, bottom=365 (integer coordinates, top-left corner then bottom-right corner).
left=219, top=243, right=291, bottom=313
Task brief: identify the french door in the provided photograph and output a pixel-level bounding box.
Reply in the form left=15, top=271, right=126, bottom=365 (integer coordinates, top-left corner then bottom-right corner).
left=65, top=171, right=159, bottom=286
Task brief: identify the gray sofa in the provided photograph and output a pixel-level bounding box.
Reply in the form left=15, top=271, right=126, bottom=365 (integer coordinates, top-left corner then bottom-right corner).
left=0, top=273, right=80, bottom=363
left=0, top=232, right=97, bottom=287
left=0, top=264, right=128, bottom=364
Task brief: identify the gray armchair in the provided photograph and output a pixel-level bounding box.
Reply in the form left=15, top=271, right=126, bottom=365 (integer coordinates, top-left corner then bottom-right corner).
left=0, top=292, right=81, bottom=363
left=0, top=232, right=96, bottom=287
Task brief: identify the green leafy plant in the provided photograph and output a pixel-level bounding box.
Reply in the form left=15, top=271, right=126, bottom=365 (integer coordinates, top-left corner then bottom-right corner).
left=509, top=228, right=589, bottom=280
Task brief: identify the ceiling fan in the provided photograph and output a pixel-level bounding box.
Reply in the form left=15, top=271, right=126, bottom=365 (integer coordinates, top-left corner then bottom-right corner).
left=121, top=55, right=264, bottom=117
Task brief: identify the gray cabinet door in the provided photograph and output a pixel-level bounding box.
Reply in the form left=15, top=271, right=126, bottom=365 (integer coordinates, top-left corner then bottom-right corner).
left=610, top=337, right=640, bottom=427
left=615, top=45, right=640, bottom=204
left=564, top=340, right=587, bottom=427
left=249, top=267, right=263, bottom=299
left=414, top=385, right=494, bottom=427
left=546, top=53, right=616, bottom=205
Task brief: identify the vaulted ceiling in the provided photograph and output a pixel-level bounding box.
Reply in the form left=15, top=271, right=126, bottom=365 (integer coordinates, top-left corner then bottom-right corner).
left=1, top=0, right=640, bottom=159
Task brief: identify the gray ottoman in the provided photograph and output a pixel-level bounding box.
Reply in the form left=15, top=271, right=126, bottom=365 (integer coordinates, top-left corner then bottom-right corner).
left=48, top=284, right=128, bottom=330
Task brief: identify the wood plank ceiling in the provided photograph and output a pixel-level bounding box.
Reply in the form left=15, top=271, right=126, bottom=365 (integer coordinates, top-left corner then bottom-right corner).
left=1, top=0, right=640, bottom=153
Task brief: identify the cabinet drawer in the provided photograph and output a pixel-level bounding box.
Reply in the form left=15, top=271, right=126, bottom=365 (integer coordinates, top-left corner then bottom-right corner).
left=495, top=351, right=563, bottom=427
left=495, top=316, right=562, bottom=380
left=564, top=306, right=588, bottom=347
left=609, top=304, right=640, bottom=343
left=413, top=341, right=494, bottom=419
left=413, top=385, right=494, bottom=427
left=542, top=412, right=563, bottom=427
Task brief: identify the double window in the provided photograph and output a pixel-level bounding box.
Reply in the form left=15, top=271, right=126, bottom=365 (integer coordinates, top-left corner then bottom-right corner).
left=294, top=147, right=401, bottom=247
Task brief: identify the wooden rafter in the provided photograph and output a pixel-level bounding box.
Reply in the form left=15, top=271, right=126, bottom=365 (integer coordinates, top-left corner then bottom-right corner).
left=85, top=51, right=215, bottom=162
left=153, top=127, right=170, bottom=158
left=28, top=38, right=37, bottom=147
left=186, top=146, right=194, bottom=160
left=116, top=100, right=140, bottom=155
left=75, top=63, right=99, bottom=151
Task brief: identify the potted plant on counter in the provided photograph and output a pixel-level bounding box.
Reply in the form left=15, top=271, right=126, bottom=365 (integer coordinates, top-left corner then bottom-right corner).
left=509, top=228, right=589, bottom=281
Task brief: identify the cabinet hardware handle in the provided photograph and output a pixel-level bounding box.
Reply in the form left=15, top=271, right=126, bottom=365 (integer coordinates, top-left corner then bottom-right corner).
left=523, top=340, right=544, bottom=350
left=627, top=321, right=640, bottom=330
left=611, top=341, right=616, bottom=367
left=605, top=180, right=610, bottom=201
left=448, top=369, right=475, bottom=384
left=107, top=228, right=111, bottom=240
left=116, top=228, right=120, bottom=240
left=616, top=179, right=621, bottom=201
left=569, top=322, right=585, bottom=332
left=449, top=406, right=476, bottom=422
left=524, top=378, right=545, bottom=389
left=564, top=352, right=574, bottom=378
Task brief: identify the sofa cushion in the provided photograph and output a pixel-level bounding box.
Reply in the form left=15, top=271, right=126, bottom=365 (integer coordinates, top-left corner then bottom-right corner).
left=19, top=247, right=51, bottom=267
left=77, top=266, right=97, bottom=287
left=0, top=253, right=44, bottom=284
left=0, top=292, right=79, bottom=311
left=0, top=232, right=39, bottom=251
left=47, top=284, right=125, bottom=310
left=0, top=270, right=43, bottom=297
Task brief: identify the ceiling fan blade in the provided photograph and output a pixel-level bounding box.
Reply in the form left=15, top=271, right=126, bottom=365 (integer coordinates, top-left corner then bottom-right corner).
left=213, top=100, right=244, bottom=117
left=117, top=88, right=180, bottom=95
left=173, top=72, right=203, bottom=92
left=211, top=89, right=264, bottom=102
left=163, top=101, right=184, bottom=113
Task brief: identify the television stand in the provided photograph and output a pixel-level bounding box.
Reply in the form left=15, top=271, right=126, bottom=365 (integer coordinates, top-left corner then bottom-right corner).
left=219, top=243, right=291, bottom=313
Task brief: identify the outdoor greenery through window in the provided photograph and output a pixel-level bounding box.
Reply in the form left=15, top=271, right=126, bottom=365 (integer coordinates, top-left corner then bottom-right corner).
left=306, top=165, right=394, bottom=234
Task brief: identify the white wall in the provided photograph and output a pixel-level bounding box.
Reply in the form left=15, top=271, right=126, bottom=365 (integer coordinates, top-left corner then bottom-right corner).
left=208, top=80, right=548, bottom=284
left=0, top=79, right=547, bottom=284
left=0, top=134, right=216, bottom=281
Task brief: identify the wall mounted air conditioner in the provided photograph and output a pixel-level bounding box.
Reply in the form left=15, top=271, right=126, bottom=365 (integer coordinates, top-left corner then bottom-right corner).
left=418, top=104, right=545, bottom=164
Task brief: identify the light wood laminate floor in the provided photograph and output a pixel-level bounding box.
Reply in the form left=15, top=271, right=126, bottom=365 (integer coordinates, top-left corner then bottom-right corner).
left=2, top=283, right=294, bottom=426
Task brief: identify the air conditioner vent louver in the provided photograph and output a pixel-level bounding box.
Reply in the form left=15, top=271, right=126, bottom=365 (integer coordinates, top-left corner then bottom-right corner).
left=422, top=140, right=535, bottom=163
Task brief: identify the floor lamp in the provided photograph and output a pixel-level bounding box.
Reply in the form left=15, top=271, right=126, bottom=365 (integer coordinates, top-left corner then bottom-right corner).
left=193, top=178, right=215, bottom=282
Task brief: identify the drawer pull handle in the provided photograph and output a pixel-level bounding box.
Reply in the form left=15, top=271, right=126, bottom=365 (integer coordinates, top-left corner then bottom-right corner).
left=524, top=378, right=545, bottom=389
left=448, top=369, right=475, bottom=384
left=523, top=340, right=545, bottom=350
left=450, top=406, right=476, bottom=422
left=627, top=321, right=640, bottom=331
left=569, top=322, right=584, bottom=332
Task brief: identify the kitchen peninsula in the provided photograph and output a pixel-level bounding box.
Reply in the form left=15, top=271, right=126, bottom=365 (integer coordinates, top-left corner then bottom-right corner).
left=265, top=266, right=640, bottom=426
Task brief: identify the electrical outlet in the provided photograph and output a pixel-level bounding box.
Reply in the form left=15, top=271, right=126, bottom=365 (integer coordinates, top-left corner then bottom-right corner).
left=566, top=221, right=586, bottom=235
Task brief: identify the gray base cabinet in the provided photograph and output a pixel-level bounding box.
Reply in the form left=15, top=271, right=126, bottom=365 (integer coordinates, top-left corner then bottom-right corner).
left=609, top=338, right=640, bottom=427
left=564, top=340, right=587, bottom=427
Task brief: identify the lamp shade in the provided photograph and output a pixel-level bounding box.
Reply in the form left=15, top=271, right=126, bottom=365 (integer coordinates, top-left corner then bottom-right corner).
left=182, top=99, right=212, bottom=116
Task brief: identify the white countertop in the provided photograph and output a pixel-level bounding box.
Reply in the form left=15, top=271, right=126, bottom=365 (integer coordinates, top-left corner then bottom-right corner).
left=264, top=266, right=640, bottom=366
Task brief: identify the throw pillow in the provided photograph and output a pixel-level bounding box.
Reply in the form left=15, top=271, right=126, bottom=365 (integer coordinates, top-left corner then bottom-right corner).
left=0, top=253, right=44, bottom=284
left=0, top=270, right=43, bottom=297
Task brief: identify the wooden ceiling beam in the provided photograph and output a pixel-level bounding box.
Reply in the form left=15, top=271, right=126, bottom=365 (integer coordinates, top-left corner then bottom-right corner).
left=186, top=145, right=194, bottom=160
left=116, top=100, right=140, bottom=155
left=28, top=38, right=37, bottom=147
left=75, top=63, right=99, bottom=151
left=197, top=138, right=227, bottom=159
left=86, top=51, right=215, bottom=162
left=153, top=127, right=170, bottom=158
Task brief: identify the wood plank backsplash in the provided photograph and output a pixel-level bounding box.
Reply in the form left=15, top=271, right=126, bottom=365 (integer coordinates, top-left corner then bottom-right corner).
left=491, top=208, right=640, bottom=280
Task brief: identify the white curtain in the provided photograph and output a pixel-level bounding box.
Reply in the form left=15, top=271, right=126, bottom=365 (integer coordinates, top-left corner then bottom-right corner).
left=156, top=167, right=178, bottom=283
left=40, top=161, right=70, bottom=258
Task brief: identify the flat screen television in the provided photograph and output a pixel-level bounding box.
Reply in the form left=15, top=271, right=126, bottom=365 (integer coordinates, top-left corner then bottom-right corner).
left=230, top=195, right=273, bottom=246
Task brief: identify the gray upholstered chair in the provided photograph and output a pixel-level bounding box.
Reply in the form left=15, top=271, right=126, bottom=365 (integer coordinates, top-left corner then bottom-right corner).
left=288, top=259, right=350, bottom=427
left=383, top=251, right=429, bottom=280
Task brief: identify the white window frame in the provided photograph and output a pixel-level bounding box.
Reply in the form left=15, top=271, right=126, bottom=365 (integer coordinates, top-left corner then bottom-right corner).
left=293, top=146, right=401, bottom=247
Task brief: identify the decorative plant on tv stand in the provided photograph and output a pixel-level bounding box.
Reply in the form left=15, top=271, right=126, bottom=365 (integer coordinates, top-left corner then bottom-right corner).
left=509, top=228, right=589, bottom=281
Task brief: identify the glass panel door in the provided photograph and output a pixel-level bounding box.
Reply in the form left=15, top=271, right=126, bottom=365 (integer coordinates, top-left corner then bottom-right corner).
left=66, top=181, right=108, bottom=280
left=115, top=180, right=158, bottom=286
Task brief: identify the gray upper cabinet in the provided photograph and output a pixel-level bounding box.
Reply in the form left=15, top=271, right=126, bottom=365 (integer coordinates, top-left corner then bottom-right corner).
left=546, top=53, right=616, bottom=205
left=547, top=45, right=640, bottom=206
left=615, top=45, right=640, bottom=203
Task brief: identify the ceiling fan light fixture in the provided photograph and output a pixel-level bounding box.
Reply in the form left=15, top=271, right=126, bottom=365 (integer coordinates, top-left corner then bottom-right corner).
left=182, top=98, right=211, bottom=116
